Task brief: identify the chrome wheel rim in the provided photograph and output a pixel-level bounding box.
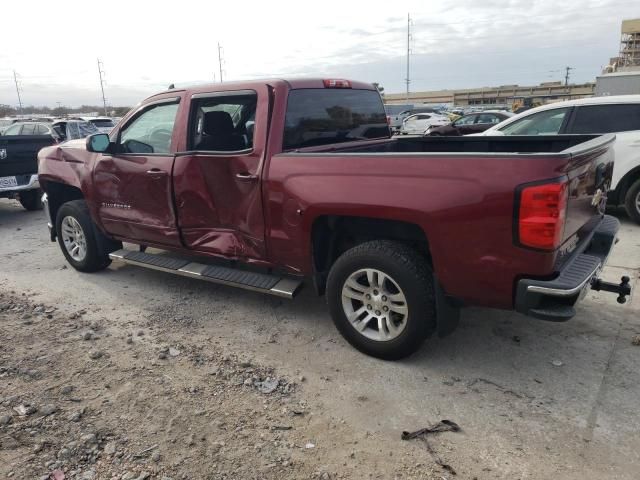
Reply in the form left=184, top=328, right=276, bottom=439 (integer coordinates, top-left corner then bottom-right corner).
left=635, top=191, right=640, bottom=215
left=341, top=268, right=408, bottom=342
left=61, top=216, right=87, bottom=262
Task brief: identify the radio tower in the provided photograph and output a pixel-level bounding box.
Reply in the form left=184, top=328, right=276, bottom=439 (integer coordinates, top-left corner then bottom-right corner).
left=405, top=13, right=412, bottom=103
left=13, top=70, right=23, bottom=115
left=217, top=43, right=224, bottom=83
left=97, top=58, right=108, bottom=116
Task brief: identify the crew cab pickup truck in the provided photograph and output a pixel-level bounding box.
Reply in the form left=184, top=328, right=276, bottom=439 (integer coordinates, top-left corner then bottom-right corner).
left=38, top=78, right=631, bottom=360
left=1, top=124, right=55, bottom=210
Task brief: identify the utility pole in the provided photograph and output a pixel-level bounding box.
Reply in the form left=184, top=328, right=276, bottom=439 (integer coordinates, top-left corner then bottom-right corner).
left=97, top=58, right=108, bottom=116
left=405, top=13, right=411, bottom=103
left=217, top=43, right=224, bottom=83
left=13, top=70, right=23, bottom=115
left=564, top=66, right=574, bottom=86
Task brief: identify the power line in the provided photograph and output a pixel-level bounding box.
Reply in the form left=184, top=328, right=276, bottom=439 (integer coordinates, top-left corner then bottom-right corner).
left=13, top=70, right=23, bottom=114
left=564, top=66, right=574, bottom=86
left=97, top=58, right=108, bottom=116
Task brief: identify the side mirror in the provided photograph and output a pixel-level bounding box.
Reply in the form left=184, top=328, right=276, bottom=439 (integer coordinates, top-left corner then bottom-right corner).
left=86, top=133, right=111, bottom=153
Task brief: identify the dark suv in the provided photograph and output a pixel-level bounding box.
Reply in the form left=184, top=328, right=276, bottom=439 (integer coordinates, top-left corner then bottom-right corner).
left=426, top=111, right=513, bottom=136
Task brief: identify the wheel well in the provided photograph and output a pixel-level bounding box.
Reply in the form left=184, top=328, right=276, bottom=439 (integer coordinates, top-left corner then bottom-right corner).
left=612, top=166, right=640, bottom=205
left=44, top=181, right=84, bottom=231
left=311, top=215, right=430, bottom=293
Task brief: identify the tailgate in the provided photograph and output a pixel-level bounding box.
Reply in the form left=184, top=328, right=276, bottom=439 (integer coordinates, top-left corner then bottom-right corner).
left=560, top=134, right=615, bottom=250
left=0, top=135, right=54, bottom=177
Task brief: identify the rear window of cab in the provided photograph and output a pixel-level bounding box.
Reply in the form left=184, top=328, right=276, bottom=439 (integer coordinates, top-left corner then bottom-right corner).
left=283, top=89, right=389, bottom=150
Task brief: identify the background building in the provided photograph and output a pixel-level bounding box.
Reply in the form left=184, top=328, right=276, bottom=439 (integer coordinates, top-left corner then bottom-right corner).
left=597, top=18, right=640, bottom=96
left=384, top=82, right=595, bottom=108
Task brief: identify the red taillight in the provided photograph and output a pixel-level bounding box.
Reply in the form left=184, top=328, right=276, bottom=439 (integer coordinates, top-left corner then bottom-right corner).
left=517, top=181, right=568, bottom=250
left=323, top=79, right=352, bottom=88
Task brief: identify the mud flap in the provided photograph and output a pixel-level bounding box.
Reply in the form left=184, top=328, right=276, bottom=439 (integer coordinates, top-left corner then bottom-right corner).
left=92, top=223, right=122, bottom=258
left=434, top=276, right=460, bottom=338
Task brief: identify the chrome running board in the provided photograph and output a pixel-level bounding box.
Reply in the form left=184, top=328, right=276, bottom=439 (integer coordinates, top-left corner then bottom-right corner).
left=109, top=249, right=302, bottom=299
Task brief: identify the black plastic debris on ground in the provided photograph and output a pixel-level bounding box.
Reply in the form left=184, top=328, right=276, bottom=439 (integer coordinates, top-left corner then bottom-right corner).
left=401, top=419, right=461, bottom=475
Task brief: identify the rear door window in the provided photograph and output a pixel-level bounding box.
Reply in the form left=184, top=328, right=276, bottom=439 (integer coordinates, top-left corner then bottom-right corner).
left=189, top=92, right=257, bottom=151
left=569, top=104, right=640, bottom=134
left=21, top=124, right=36, bottom=135
left=283, top=89, right=389, bottom=150
left=500, top=108, right=570, bottom=135
left=36, top=124, right=50, bottom=135
left=475, top=113, right=501, bottom=125
left=454, top=115, right=476, bottom=126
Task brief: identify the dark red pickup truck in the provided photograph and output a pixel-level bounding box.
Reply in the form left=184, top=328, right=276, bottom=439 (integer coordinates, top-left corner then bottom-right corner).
left=38, top=78, right=630, bottom=359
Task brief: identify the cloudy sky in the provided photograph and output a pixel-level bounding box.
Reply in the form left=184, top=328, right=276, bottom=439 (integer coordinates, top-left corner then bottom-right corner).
left=0, top=0, right=637, bottom=107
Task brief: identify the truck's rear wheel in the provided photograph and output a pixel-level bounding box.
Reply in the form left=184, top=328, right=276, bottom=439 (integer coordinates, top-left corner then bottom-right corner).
left=326, top=240, right=436, bottom=360
left=19, top=189, right=43, bottom=211
left=55, top=200, right=117, bottom=272
left=624, top=178, right=640, bottom=224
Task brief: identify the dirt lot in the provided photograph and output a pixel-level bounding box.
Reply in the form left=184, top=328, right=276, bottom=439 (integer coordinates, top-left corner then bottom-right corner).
left=1, top=198, right=639, bottom=480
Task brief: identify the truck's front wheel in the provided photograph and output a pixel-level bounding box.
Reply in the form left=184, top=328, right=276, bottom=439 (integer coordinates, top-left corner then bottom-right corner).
left=55, top=200, right=117, bottom=272
left=326, top=240, right=436, bottom=360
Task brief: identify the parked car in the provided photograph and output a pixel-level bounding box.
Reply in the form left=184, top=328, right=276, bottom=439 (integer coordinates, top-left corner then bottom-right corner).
left=426, top=111, right=513, bottom=136
left=0, top=122, right=57, bottom=210
left=478, top=95, right=640, bottom=223
left=1, top=121, right=54, bottom=137
left=80, top=117, right=116, bottom=133
left=52, top=120, right=99, bottom=142
left=384, top=104, right=412, bottom=133
left=0, top=119, right=98, bottom=211
left=386, top=106, right=440, bottom=133
left=38, top=78, right=629, bottom=360
left=400, top=113, right=450, bottom=135
left=0, top=118, right=17, bottom=134
left=0, top=118, right=50, bottom=134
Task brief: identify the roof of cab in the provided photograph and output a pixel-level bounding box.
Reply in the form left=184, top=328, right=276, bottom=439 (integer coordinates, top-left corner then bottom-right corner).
left=146, top=78, right=376, bottom=101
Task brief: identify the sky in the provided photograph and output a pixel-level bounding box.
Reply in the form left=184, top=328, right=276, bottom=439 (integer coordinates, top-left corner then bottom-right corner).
left=0, top=0, right=637, bottom=108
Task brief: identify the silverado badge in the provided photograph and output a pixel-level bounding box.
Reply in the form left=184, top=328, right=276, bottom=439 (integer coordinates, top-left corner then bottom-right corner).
left=0, top=149, right=6, bottom=160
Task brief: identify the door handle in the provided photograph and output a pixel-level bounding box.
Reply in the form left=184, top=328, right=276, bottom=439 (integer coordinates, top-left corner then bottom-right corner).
left=235, top=172, right=258, bottom=182
left=146, top=168, right=167, bottom=176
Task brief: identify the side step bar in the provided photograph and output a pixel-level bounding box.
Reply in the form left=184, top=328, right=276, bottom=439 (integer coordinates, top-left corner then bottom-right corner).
left=109, top=249, right=303, bottom=299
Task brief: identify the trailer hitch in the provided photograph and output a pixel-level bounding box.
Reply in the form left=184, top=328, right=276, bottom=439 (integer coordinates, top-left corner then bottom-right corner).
left=591, top=276, right=632, bottom=304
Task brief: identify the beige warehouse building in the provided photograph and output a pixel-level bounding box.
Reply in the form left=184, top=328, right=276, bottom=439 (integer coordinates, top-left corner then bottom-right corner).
left=384, top=82, right=595, bottom=107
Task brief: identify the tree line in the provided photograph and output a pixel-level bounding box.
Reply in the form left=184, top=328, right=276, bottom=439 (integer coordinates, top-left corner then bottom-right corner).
left=0, top=104, right=131, bottom=118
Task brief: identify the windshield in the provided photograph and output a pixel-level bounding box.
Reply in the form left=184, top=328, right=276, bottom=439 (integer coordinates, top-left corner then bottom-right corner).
left=283, top=89, right=389, bottom=150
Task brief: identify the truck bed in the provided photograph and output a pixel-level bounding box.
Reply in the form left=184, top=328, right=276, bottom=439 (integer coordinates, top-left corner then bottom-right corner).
left=269, top=133, right=615, bottom=308
left=325, top=134, right=602, bottom=154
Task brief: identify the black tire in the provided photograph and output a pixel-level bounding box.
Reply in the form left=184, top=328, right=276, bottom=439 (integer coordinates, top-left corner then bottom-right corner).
left=624, top=178, right=640, bottom=224
left=55, top=200, right=118, bottom=272
left=19, top=189, right=43, bottom=211
left=326, top=240, right=436, bottom=360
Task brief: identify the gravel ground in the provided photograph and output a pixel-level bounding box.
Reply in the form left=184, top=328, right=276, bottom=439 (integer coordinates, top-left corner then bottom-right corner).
left=1, top=198, right=639, bottom=480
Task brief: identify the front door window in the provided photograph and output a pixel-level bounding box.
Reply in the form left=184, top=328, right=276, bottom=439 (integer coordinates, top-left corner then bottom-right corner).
left=119, top=103, right=179, bottom=154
